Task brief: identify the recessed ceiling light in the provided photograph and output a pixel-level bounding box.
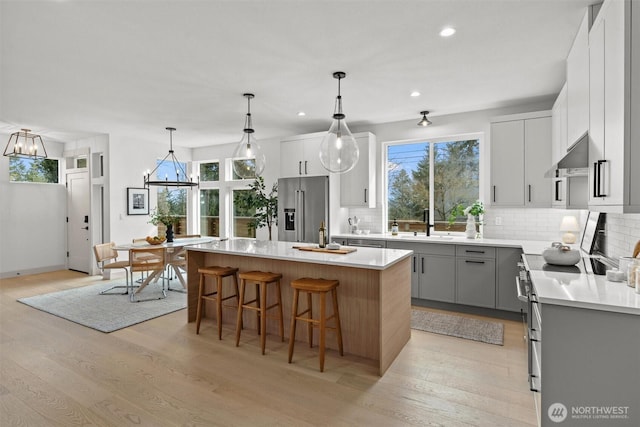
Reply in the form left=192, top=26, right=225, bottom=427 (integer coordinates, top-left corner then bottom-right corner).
left=440, top=27, right=456, bottom=37
left=297, top=111, right=306, bottom=117
left=410, top=91, right=421, bottom=97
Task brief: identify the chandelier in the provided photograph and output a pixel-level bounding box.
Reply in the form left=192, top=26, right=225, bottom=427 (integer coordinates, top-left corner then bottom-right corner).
left=144, top=127, right=198, bottom=188
left=3, top=129, right=47, bottom=159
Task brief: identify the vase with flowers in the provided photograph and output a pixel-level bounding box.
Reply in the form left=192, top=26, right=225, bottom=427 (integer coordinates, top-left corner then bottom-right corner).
left=448, top=201, right=485, bottom=239
left=149, top=208, right=180, bottom=242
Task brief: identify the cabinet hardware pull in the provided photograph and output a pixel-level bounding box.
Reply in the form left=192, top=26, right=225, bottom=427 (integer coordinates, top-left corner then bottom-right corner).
left=421, top=257, right=425, bottom=274
left=528, top=184, right=531, bottom=203
left=298, top=161, right=302, bottom=175
left=304, top=160, right=308, bottom=175
left=413, top=256, right=416, bottom=273
left=597, top=159, right=607, bottom=197
left=493, top=185, right=496, bottom=202
left=466, top=250, right=485, bottom=254
left=364, top=188, right=367, bottom=203
left=555, top=180, right=562, bottom=201
left=465, top=260, right=485, bottom=264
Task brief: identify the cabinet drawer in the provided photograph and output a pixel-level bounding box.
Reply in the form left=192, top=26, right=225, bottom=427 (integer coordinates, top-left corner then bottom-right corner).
left=456, top=245, right=496, bottom=259
left=386, top=241, right=455, bottom=256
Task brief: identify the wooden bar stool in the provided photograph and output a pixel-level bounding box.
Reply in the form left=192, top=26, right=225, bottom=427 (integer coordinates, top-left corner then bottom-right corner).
left=196, top=266, right=240, bottom=340
left=235, top=271, right=284, bottom=355
left=288, top=277, right=343, bottom=372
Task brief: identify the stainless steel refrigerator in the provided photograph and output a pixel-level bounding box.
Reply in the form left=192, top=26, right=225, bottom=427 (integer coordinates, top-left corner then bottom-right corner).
left=278, top=176, right=329, bottom=243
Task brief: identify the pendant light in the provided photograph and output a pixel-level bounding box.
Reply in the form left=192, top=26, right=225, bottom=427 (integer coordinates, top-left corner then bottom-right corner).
left=144, top=127, right=198, bottom=188
left=3, top=129, right=47, bottom=159
left=232, top=93, right=266, bottom=179
left=319, top=71, right=359, bottom=174
left=417, top=111, right=432, bottom=127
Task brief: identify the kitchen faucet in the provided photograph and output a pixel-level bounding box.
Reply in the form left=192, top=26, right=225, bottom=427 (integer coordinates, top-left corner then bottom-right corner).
left=423, top=209, right=431, bottom=236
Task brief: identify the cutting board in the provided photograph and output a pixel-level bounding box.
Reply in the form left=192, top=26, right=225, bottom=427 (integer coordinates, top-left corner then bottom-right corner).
left=293, top=246, right=357, bottom=254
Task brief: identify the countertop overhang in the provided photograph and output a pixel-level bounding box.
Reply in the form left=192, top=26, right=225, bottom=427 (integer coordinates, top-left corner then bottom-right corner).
left=187, top=239, right=412, bottom=270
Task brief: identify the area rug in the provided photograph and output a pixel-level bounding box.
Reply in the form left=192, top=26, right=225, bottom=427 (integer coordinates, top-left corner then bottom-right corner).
left=18, top=281, right=186, bottom=333
left=411, top=309, right=504, bottom=345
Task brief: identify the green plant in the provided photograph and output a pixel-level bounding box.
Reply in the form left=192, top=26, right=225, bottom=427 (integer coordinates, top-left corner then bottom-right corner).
left=447, top=200, right=485, bottom=227
left=235, top=176, right=278, bottom=240
left=148, top=207, right=180, bottom=227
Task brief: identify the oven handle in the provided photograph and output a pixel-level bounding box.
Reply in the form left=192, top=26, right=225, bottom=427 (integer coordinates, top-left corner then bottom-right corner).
left=516, top=277, right=529, bottom=302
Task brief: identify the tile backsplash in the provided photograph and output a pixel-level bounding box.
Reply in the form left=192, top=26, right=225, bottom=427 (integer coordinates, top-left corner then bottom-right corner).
left=346, top=206, right=640, bottom=261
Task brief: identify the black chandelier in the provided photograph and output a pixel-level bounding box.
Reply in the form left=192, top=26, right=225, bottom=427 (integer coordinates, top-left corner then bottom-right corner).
left=144, top=127, right=198, bottom=188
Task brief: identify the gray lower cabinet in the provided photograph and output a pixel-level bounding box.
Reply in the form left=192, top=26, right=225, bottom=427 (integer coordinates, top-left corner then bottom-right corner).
left=455, top=245, right=496, bottom=308
left=388, top=241, right=455, bottom=302
left=496, top=247, right=524, bottom=312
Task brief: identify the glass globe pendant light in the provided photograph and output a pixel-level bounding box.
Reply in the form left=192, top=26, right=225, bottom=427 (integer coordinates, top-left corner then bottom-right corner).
left=319, top=71, right=359, bottom=173
left=232, top=93, right=266, bottom=179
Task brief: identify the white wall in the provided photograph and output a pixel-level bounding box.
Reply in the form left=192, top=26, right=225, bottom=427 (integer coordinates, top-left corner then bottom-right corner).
left=0, top=133, right=67, bottom=278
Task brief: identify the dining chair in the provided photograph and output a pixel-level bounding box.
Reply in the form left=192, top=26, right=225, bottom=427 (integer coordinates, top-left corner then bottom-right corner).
left=129, top=246, right=167, bottom=302
left=94, top=242, right=131, bottom=295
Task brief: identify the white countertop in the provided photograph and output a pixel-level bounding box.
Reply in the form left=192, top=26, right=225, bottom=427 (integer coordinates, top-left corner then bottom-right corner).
left=332, top=232, right=552, bottom=254
left=529, top=269, right=640, bottom=315
left=187, top=239, right=412, bottom=270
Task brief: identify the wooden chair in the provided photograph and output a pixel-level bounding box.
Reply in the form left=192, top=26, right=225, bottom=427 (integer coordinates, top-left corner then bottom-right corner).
left=288, top=277, right=343, bottom=372
left=129, top=246, right=167, bottom=302
left=94, top=242, right=131, bottom=295
left=165, top=234, right=201, bottom=292
left=235, top=271, right=284, bottom=355
left=196, top=266, right=240, bottom=339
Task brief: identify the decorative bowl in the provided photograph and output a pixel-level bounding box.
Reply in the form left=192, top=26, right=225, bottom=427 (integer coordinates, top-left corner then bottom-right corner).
left=326, top=242, right=341, bottom=250
left=146, top=236, right=166, bottom=245
left=542, top=245, right=581, bottom=266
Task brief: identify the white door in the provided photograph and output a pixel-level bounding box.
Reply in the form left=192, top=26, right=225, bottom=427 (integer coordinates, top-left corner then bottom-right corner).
left=67, top=171, right=91, bottom=273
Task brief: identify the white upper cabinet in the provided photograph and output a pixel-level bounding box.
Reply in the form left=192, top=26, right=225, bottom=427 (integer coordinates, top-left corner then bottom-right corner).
left=587, top=0, right=631, bottom=210
left=340, top=132, right=376, bottom=208
left=566, top=10, right=591, bottom=147
left=280, top=132, right=325, bottom=177
left=490, top=111, right=551, bottom=207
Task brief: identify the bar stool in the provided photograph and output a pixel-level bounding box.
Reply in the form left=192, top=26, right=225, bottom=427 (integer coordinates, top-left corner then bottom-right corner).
left=196, top=266, right=240, bottom=340
left=288, top=277, right=343, bottom=372
left=235, top=271, right=284, bottom=355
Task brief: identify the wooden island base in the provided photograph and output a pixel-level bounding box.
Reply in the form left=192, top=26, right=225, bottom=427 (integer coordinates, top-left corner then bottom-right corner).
left=187, top=250, right=411, bottom=375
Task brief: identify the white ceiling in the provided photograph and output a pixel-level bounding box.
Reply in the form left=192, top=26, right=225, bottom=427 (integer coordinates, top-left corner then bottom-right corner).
left=0, top=0, right=592, bottom=147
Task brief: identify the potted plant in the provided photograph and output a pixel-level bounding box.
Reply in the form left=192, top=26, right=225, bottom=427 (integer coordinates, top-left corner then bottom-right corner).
left=447, top=200, right=485, bottom=238
left=235, top=176, right=278, bottom=240
left=149, top=207, right=180, bottom=242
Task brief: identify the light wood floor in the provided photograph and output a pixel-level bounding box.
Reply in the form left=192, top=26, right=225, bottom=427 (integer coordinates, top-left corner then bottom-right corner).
left=1, top=270, right=536, bottom=426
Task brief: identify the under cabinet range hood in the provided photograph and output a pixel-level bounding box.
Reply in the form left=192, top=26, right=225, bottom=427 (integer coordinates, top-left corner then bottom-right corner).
left=546, top=131, right=589, bottom=177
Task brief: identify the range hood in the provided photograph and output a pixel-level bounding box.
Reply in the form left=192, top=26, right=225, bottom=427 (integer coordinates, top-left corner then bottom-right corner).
left=546, top=131, right=589, bottom=177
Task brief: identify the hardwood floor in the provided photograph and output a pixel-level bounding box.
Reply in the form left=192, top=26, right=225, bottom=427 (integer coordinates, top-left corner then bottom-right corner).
left=0, top=270, right=536, bottom=426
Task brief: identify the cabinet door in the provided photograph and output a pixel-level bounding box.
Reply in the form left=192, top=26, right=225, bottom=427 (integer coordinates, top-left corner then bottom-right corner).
left=301, top=136, right=324, bottom=176
left=340, top=133, right=376, bottom=207
left=456, top=258, right=496, bottom=308
left=280, top=139, right=305, bottom=177
left=524, top=117, right=551, bottom=207
left=420, top=254, right=455, bottom=303
left=589, top=17, right=606, bottom=205
left=496, top=247, right=523, bottom=312
left=491, top=120, right=525, bottom=206
left=566, top=11, right=590, bottom=146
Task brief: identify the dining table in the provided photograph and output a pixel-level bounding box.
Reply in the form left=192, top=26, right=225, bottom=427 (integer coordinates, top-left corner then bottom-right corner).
left=114, top=237, right=216, bottom=296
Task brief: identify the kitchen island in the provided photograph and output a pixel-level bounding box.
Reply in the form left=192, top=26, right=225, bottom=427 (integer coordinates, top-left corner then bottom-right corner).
left=186, top=239, right=413, bottom=375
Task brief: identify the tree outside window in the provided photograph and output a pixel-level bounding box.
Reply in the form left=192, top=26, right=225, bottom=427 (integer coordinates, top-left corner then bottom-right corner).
left=387, top=139, right=479, bottom=233
left=9, top=158, right=59, bottom=183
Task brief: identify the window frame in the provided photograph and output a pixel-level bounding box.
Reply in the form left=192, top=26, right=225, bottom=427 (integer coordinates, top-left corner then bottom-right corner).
left=8, top=156, right=61, bottom=184
left=383, top=132, right=484, bottom=235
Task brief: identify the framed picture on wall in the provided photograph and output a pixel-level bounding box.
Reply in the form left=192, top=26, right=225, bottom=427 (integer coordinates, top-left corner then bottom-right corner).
left=127, top=187, right=149, bottom=215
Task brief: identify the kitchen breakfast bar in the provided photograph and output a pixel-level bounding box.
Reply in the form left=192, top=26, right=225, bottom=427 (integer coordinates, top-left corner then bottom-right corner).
left=186, top=240, right=413, bottom=375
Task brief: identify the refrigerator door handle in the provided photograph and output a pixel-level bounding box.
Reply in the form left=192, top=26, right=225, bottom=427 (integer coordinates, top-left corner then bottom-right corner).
left=297, top=190, right=305, bottom=241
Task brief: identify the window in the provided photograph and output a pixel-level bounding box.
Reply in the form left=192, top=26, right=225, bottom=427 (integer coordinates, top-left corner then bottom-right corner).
left=154, top=159, right=188, bottom=235
left=200, top=162, right=219, bottom=182
left=387, top=138, right=480, bottom=233
left=200, top=189, right=219, bottom=237
left=231, top=159, right=256, bottom=180
left=9, top=157, right=59, bottom=183
left=232, top=189, right=256, bottom=238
